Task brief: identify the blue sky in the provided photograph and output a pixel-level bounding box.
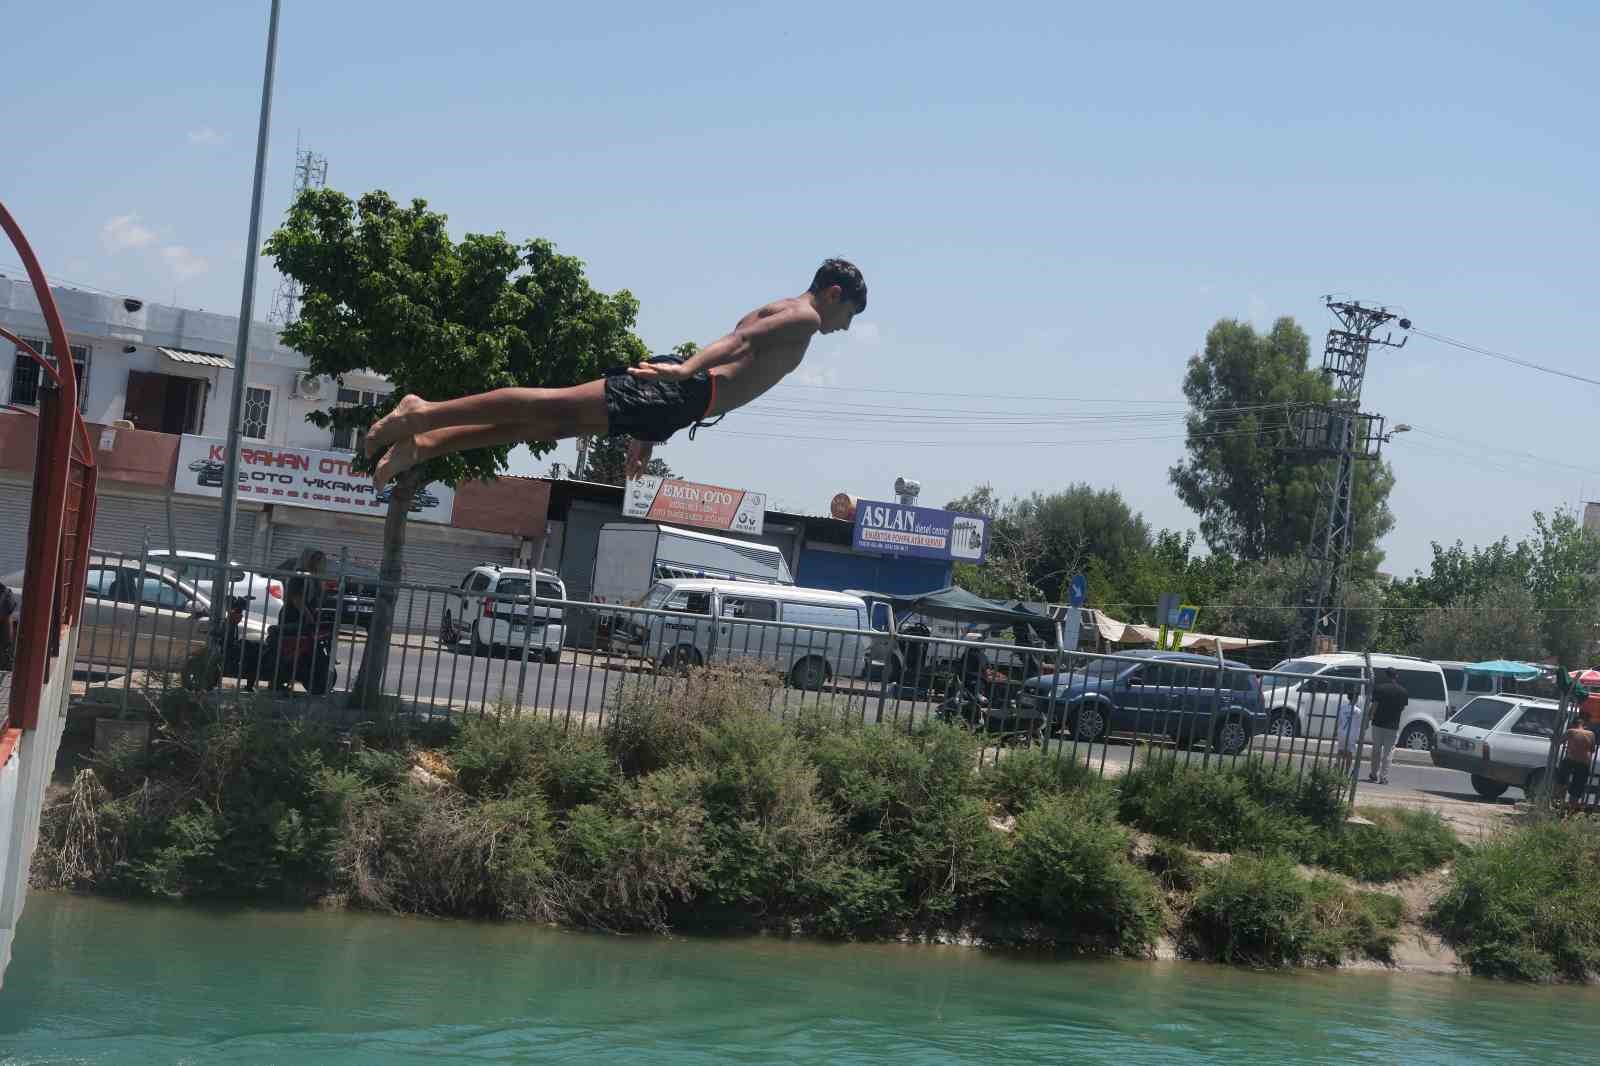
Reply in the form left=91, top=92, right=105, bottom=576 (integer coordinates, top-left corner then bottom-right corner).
left=7, top=1, right=1598, bottom=575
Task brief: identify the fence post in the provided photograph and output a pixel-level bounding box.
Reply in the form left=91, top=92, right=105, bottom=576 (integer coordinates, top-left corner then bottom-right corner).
left=1542, top=682, right=1572, bottom=811
left=1347, top=649, right=1375, bottom=812
left=119, top=537, right=152, bottom=720
left=874, top=607, right=897, bottom=725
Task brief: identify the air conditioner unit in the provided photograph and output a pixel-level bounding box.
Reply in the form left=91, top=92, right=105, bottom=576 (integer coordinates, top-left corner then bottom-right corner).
left=293, top=372, right=325, bottom=400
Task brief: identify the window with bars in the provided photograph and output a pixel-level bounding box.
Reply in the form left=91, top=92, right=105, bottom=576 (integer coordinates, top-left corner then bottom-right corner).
left=241, top=386, right=272, bottom=439
left=10, top=336, right=90, bottom=410
left=331, top=387, right=388, bottom=451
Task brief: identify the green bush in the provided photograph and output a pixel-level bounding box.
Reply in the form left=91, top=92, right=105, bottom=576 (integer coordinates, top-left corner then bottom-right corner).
left=1310, top=807, right=1459, bottom=883
left=981, top=748, right=1108, bottom=816
left=1184, top=854, right=1400, bottom=967
left=603, top=667, right=775, bottom=777
left=560, top=766, right=713, bottom=930
left=808, top=723, right=1004, bottom=922
left=449, top=716, right=616, bottom=810
left=1006, top=795, right=1164, bottom=955
left=692, top=712, right=842, bottom=914
left=1430, top=820, right=1600, bottom=981
left=1117, top=758, right=1304, bottom=855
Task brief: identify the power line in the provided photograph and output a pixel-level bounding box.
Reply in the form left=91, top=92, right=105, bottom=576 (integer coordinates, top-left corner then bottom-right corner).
left=1408, top=327, right=1600, bottom=389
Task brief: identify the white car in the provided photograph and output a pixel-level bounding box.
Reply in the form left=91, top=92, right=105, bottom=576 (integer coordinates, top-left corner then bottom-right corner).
left=1263, top=653, right=1450, bottom=751
left=1431, top=694, right=1562, bottom=800
left=145, top=550, right=282, bottom=638
left=442, top=565, right=566, bottom=661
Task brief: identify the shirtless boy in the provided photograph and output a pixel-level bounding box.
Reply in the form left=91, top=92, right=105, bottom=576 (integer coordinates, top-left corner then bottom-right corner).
left=364, top=258, right=867, bottom=488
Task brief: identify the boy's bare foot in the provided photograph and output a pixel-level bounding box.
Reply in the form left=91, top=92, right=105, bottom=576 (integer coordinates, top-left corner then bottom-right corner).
left=366, top=394, right=429, bottom=459
left=372, top=436, right=422, bottom=491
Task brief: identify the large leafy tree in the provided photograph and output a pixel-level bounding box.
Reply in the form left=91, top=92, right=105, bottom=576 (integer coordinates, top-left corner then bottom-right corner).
left=580, top=436, right=674, bottom=484
left=265, top=188, right=647, bottom=705
left=1169, top=317, right=1395, bottom=566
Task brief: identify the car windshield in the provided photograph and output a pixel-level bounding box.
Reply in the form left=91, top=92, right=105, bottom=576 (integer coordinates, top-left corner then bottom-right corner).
left=1452, top=697, right=1514, bottom=730
left=496, top=578, right=532, bottom=598
left=643, top=584, right=673, bottom=609
left=1061, top=658, right=1126, bottom=682
left=1270, top=659, right=1324, bottom=677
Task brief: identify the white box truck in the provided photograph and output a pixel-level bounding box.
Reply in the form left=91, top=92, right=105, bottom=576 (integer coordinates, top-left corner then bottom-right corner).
left=590, top=523, right=794, bottom=607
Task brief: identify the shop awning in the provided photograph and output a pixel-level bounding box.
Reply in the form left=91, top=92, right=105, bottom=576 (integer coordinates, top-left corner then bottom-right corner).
left=844, top=585, right=1054, bottom=629
left=1084, top=608, right=1274, bottom=652
left=158, top=347, right=233, bottom=370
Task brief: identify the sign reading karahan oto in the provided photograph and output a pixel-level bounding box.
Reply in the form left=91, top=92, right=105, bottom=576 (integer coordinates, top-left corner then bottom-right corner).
left=623, top=476, right=765, bottom=535
left=172, top=434, right=456, bottom=524
left=851, top=499, right=988, bottom=563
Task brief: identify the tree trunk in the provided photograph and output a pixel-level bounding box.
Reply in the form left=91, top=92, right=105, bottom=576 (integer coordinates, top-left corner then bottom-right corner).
left=349, top=472, right=416, bottom=710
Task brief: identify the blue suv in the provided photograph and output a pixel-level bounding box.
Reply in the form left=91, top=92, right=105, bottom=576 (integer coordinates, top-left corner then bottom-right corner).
left=1017, top=649, right=1267, bottom=756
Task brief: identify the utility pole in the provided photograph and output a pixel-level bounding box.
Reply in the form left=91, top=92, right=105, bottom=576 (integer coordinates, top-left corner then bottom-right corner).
left=267, top=143, right=327, bottom=327
left=1285, top=299, right=1408, bottom=655
left=215, top=0, right=281, bottom=569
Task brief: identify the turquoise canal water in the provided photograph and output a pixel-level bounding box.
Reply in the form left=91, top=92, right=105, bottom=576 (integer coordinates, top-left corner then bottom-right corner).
left=1, top=893, right=1597, bottom=1063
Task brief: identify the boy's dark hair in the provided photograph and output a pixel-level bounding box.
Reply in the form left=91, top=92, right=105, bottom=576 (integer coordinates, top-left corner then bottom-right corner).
left=810, top=258, right=867, bottom=312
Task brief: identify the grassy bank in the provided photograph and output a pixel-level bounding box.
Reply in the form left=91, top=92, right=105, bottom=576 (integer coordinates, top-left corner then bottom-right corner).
left=36, top=669, right=1455, bottom=969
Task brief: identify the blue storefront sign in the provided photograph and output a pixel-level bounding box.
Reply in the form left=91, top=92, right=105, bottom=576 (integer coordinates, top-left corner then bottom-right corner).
left=851, top=499, right=989, bottom=563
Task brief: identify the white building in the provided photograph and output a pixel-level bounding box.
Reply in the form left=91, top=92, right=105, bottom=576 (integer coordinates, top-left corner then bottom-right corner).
left=0, top=277, right=547, bottom=597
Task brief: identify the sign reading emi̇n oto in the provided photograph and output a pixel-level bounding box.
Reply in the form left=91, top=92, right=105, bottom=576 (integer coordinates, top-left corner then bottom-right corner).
left=851, top=499, right=988, bottom=563
left=623, top=476, right=766, bottom=535
left=172, top=434, right=456, bottom=525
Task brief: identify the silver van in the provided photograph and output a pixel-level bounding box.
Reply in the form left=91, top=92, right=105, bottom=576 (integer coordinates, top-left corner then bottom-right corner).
left=1436, top=660, right=1502, bottom=713
left=630, top=578, right=871, bottom=689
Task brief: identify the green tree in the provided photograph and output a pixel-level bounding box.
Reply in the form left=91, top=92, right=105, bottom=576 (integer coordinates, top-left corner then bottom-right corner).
left=1525, top=508, right=1600, bottom=666
left=1413, top=580, right=1544, bottom=663
left=580, top=436, right=674, bottom=485
left=265, top=187, right=648, bottom=705
left=1169, top=318, right=1395, bottom=566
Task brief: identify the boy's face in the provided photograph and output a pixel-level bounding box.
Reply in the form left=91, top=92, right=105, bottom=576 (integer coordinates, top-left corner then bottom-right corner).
left=817, top=286, right=862, bottom=334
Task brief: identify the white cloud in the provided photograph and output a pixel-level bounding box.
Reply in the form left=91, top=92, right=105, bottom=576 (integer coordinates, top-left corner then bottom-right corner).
left=101, top=214, right=158, bottom=253
left=160, top=245, right=209, bottom=280
left=188, top=127, right=225, bottom=145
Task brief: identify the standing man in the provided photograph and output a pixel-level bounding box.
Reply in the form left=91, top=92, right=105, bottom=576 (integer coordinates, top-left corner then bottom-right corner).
left=1559, top=714, right=1597, bottom=815
left=1367, top=667, right=1409, bottom=785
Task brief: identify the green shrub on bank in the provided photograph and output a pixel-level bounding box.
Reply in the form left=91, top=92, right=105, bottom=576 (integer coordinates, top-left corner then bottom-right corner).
left=1118, top=759, right=1457, bottom=882
left=1007, top=794, right=1164, bottom=954
left=450, top=716, right=615, bottom=811
left=1184, top=854, right=1401, bottom=967
left=1430, top=819, right=1600, bottom=982
left=1310, top=807, right=1459, bottom=883
left=604, top=668, right=776, bottom=776
left=981, top=748, right=1109, bottom=816
left=1145, top=840, right=1204, bottom=894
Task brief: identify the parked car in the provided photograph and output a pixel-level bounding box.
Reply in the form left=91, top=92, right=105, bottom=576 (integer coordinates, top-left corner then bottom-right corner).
left=622, top=578, right=870, bottom=690
left=375, top=486, right=442, bottom=513
left=2, top=556, right=213, bottom=672
left=1016, top=649, right=1267, bottom=756
left=1431, top=694, right=1562, bottom=800
left=188, top=457, right=228, bottom=488
left=318, top=562, right=380, bottom=630
left=442, top=565, right=567, bottom=661
left=145, top=550, right=281, bottom=638
left=1261, top=653, right=1449, bottom=751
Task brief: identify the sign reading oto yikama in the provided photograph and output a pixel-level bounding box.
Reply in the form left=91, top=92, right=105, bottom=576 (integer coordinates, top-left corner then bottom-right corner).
left=172, top=434, right=455, bottom=524
left=851, top=499, right=988, bottom=563
left=624, top=476, right=765, bottom=535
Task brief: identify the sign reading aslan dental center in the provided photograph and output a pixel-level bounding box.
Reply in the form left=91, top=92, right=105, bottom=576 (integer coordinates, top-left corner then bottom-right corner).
left=172, top=434, right=456, bottom=525
left=852, top=499, right=988, bottom=563
left=624, top=476, right=765, bottom=535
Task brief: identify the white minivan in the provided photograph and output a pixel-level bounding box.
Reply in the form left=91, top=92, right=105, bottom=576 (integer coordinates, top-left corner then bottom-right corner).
left=628, top=578, right=872, bottom=689
left=1262, top=653, right=1451, bottom=751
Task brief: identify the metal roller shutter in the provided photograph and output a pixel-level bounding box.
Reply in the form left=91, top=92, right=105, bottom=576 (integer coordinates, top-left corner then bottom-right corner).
left=90, top=493, right=259, bottom=563
left=0, top=478, right=32, bottom=577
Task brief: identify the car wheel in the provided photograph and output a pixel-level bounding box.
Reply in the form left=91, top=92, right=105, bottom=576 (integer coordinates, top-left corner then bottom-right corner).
left=440, top=611, right=458, bottom=647
left=472, top=625, right=493, bottom=658
left=1470, top=774, right=1509, bottom=800
left=1400, top=723, right=1435, bottom=751
left=789, top=656, right=830, bottom=691
left=543, top=649, right=561, bottom=665
left=1069, top=702, right=1108, bottom=743
left=1212, top=718, right=1251, bottom=756
left=1267, top=712, right=1298, bottom=739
